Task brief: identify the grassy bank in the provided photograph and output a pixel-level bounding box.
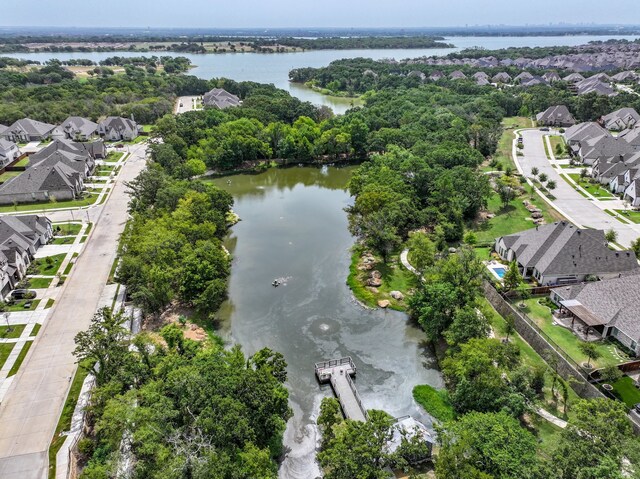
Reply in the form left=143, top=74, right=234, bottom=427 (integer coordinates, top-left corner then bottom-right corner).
left=413, top=385, right=455, bottom=422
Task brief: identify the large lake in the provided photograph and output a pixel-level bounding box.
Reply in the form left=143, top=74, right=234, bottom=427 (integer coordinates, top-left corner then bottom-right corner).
left=6, top=35, right=639, bottom=113
left=208, top=166, right=442, bottom=478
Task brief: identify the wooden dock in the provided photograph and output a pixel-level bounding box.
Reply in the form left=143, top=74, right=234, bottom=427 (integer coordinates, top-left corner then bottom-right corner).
left=315, top=357, right=368, bottom=422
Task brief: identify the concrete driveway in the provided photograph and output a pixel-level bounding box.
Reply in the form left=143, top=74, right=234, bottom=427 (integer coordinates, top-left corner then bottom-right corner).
left=516, top=129, right=640, bottom=248
left=0, top=142, right=147, bottom=479
left=174, top=96, right=202, bottom=114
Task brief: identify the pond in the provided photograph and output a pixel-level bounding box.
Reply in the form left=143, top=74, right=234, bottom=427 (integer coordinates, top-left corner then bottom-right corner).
left=208, top=166, right=442, bottom=478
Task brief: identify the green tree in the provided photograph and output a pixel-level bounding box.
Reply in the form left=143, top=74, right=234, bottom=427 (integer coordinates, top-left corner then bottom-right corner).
left=538, top=172, right=548, bottom=183
left=444, top=305, right=490, bottom=347
left=406, top=231, right=436, bottom=274
left=502, top=261, right=523, bottom=291
left=436, top=412, right=542, bottom=479
left=605, top=228, right=618, bottom=244
left=579, top=342, right=601, bottom=368
left=73, top=307, right=130, bottom=386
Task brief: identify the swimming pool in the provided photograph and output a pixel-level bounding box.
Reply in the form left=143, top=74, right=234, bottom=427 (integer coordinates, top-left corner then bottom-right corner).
left=493, top=267, right=506, bottom=278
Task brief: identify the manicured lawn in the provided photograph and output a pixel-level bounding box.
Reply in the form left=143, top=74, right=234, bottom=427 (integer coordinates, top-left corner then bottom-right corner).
left=27, top=277, right=52, bottom=289
left=614, top=209, right=640, bottom=224
left=481, top=298, right=580, bottom=422
left=484, top=116, right=532, bottom=171
left=53, top=223, right=83, bottom=235
left=105, top=151, right=124, bottom=162
left=518, top=298, right=627, bottom=369
left=51, top=236, right=76, bottom=245
left=63, top=253, right=78, bottom=275
left=0, top=324, right=26, bottom=339
left=474, top=246, right=492, bottom=259
left=413, top=385, right=455, bottom=422
left=0, top=170, right=23, bottom=183
left=566, top=174, right=614, bottom=198
left=48, top=359, right=92, bottom=479
left=611, top=376, right=640, bottom=408
left=543, top=136, right=552, bottom=160
left=0, top=195, right=97, bottom=213
left=45, top=298, right=55, bottom=309
left=31, top=254, right=66, bottom=275
left=472, top=192, right=562, bottom=243
left=30, top=323, right=41, bottom=337
left=14, top=157, right=30, bottom=167
left=6, top=299, right=40, bottom=311
left=7, top=341, right=33, bottom=377
left=549, top=136, right=568, bottom=158
left=0, top=343, right=15, bottom=369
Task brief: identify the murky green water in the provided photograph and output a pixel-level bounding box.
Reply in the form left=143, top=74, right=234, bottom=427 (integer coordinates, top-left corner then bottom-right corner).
left=210, top=166, right=442, bottom=478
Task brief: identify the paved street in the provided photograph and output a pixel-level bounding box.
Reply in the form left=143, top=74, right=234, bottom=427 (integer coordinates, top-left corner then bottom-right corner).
left=0, top=142, right=147, bottom=479
left=515, top=129, right=640, bottom=247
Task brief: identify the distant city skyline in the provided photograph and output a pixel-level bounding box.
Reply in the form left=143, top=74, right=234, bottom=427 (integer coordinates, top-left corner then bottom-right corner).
left=5, top=0, right=640, bottom=29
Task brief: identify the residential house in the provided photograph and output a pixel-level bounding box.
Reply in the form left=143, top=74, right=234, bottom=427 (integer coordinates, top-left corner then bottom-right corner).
left=602, top=108, right=640, bottom=131
left=550, top=273, right=640, bottom=354
left=610, top=71, right=638, bottom=82
left=449, top=70, right=467, bottom=80
left=1, top=118, right=56, bottom=143
left=536, top=105, right=576, bottom=127
left=0, top=139, right=21, bottom=169
left=619, top=127, right=640, bottom=152
left=514, top=72, right=534, bottom=83
left=55, top=117, right=99, bottom=141
left=0, top=124, right=7, bottom=136
left=563, top=72, right=585, bottom=83
left=564, top=122, right=610, bottom=155
left=542, top=71, right=561, bottom=83
left=0, top=162, right=84, bottom=205
left=97, top=117, right=140, bottom=142
left=494, top=222, right=638, bottom=286
left=407, top=70, right=426, bottom=81
left=491, top=72, right=512, bottom=83
left=577, top=134, right=633, bottom=165
left=31, top=138, right=103, bottom=172
left=0, top=215, right=52, bottom=297
left=428, top=70, right=445, bottom=81
left=202, top=88, right=241, bottom=109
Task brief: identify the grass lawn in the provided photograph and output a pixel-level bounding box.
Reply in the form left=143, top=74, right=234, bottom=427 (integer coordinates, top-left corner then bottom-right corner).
left=31, top=254, right=66, bottom=275
left=484, top=116, right=532, bottom=171
left=0, top=170, right=23, bottom=183
left=0, top=343, right=15, bottom=369
left=51, top=236, right=76, bottom=245
left=6, top=299, right=40, bottom=311
left=472, top=192, right=562, bottom=243
left=413, top=385, right=455, bottom=422
left=474, top=246, right=492, bottom=259
left=63, top=253, right=78, bottom=275
left=0, top=195, right=97, bottom=213
left=27, top=277, right=52, bottom=289
left=48, top=359, right=92, bottom=479
left=45, top=298, right=55, bottom=309
left=14, top=157, right=30, bottom=167
left=105, top=151, right=124, bottom=162
left=53, top=223, right=83, bottom=235
left=0, top=324, right=26, bottom=339
left=30, top=323, right=41, bottom=337
left=7, top=341, right=33, bottom=377
left=614, top=209, right=640, bottom=224
left=347, top=247, right=418, bottom=311
left=481, top=298, right=580, bottom=422
left=548, top=136, right=568, bottom=158
left=518, top=298, right=626, bottom=369
left=566, top=174, right=614, bottom=198
left=543, top=136, right=552, bottom=160
left=611, top=376, right=640, bottom=408
left=559, top=163, right=580, bottom=169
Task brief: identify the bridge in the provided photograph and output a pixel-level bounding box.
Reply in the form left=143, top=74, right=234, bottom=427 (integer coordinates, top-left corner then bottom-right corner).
left=315, top=357, right=368, bottom=422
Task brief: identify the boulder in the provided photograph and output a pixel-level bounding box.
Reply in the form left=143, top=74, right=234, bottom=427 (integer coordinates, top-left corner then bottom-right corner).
left=448, top=247, right=457, bottom=254
left=367, top=277, right=383, bottom=287
left=378, top=300, right=390, bottom=308
left=390, top=290, right=404, bottom=301
left=370, top=270, right=382, bottom=279
left=531, top=212, right=543, bottom=219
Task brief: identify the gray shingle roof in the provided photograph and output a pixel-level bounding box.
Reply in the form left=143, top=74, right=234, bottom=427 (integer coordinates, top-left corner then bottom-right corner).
left=552, top=272, right=640, bottom=341
left=2, top=118, right=55, bottom=138
left=536, top=105, right=576, bottom=126
left=59, top=116, right=98, bottom=138
left=202, top=88, right=241, bottom=109
left=500, top=222, right=638, bottom=277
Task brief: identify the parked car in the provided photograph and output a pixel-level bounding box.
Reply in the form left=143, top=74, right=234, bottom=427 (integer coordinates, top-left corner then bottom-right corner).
left=635, top=403, right=640, bottom=414
left=540, top=127, right=550, bottom=131
left=11, top=289, right=29, bottom=300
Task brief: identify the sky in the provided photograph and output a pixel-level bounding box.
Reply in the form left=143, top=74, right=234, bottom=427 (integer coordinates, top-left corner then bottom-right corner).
left=4, top=0, right=640, bottom=29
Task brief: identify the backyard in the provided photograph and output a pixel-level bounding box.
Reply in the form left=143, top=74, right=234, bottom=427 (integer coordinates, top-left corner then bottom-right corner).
left=472, top=192, right=562, bottom=243
left=517, top=297, right=628, bottom=369
left=611, top=376, right=640, bottom=408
